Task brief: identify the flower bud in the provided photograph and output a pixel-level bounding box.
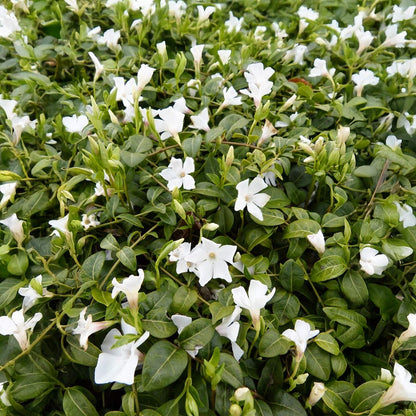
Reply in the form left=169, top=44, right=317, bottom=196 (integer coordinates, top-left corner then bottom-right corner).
left=306, top=382, right=326, bottom=406
left=234, top=387, right=250, bottom=402
left=337, top=125, right=350, bottom=145
left=203, top=222, right=219, bottom=231
left=226, top=146, right=234, bottom=167
left=229, top=404, right=242, bottom=416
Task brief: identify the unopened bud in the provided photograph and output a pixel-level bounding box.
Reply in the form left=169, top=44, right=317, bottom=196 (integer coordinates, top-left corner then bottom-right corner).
left=337, top=126, right=350, bottom=145
left=203, top=222, right=219, bottom=231
left=229, top=404, right=242, bottom=416
left=280, top=94, right=297, bottom=112
left=234, top=387, right=250, bottom=402
left=108, top=110, right=119, bottom=124
left=226, top=146, right=234, bottom=167
left=306, top=382, right=326, bottom=407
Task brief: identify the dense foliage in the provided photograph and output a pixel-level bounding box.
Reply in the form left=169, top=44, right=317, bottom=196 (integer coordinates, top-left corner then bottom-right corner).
left=0, top=0, right=416, bottom=415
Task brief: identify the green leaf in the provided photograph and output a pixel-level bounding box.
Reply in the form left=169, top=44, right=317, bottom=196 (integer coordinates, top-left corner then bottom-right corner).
left=117, top=214, right=143, bottom=228
left=323, top=307, right=367, bottom=327
left=91, top=287, right=113, bottom=306
left=305, top=344, right=331, bottom=381
left=0, top=278, right=24, bottom=309
left=141, top=340, right=188, bottom=391
left=314, top=333, right=340, bottom=355
left=349, top=381, right=387, bottom=412
left=382, top=238, right=413, bottom=261
left=11, top=373, right=55, bottom=401
left=171, top=286, right=198, bottom=314
left=182, top=136, right=202, bottom=158
left=368, top=284, right=400, bottom=320
left=268, top=389, right=307, bottom=415
left=279, top=259, right=305, bottom=292
left=142, top=307, right=177, bottom=338
left=259, top=329, right=292, bottom=357
left=80, top=252, right=106, bottom=280
left=251, top=209, right=285, bottom=226
left=310, top=256, right=347, bottom=282
left=272, top=291, right=300, bottom=325
left=331, top=354, right=347, bottom=378
left=116, top=247, right=137, bottom=271
left=257, top=357, right=283, bottom=397
left=341, top=271, right=368, bottom=306
left=178, top=318, right=215, bottom=350
left=322, top=388, right=350, bottom=416
left=67, top=335, right=100, bottom=367
left=254, top=400, right=273, bottom=416
left=100, top=234, right=120, bottom=251
left=354, top=165, right=379, bottom=177
left=218, top=353, right=244, bottom=388
left=284, top=219, right=321, bottom=239
left=63, top=388, right=99, bottom=416
left=322, top=213, right=345, bottom=228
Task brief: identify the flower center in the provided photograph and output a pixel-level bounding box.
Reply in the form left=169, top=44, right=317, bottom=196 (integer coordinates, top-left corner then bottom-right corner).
left=209, top=252, right=216, bottom=259
left=180, top=171, right=186, bottom=178
left=244, top=194, right=253, bottom=202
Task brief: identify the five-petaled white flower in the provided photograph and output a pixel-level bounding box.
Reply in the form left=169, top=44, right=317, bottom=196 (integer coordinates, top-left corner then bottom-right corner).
left=215, top=306, right=244, bottom=361
left=190, top=44, right=205, bottom=67
left=220, top=86, right=242, bottom=110
left=49, top=214, right=71, bottom=238
left=309, top=58, right=335, bottom=79
left=390, top=5, right=416, bottom=23
left=218, top=49, right=231, bottom=65
left=94, top=328, right=150, bottom=385
left=225, top=11, right=243, bottom=33
left=0, top=309, right=42, bottom=351
left=18, top=275, right=53, bottom=312
left=197, top=5, right=215, bottom=24
left=189, top=108, right=210, bottom=132
left=81, top=213, right=100, bottom=230
left=307, top=230, right=325, bottom=254
left=282, top=319, right=319, bottom=361
left=379, top=363, right=416, bottom=408
left=359, top=247, right=389, bottom=275
left=240, top=62, right=274, bottom=108
left=160, top=157, right=195, bottom=191
left=72, top=307, right=112, bottom=350
left=352, top=69, right=379, bottom=97
left=112, top=269, right=145, bottom=309
left=399, top=313, right=416, bottom=343
left=97, top=28, right=121, bottom=52
left=154, top=107, right=185, bottom=141
left=232, top=280, right=276, bottom=331
left=62, top=114, right=89, bottom=134
left=395, top=202, right=416, bottom=228
left=235, top=176, right=270, bottom=221
left=186, top=237, right=237, bottom=286
left=169, top=242, right=194, bottom=274
left=0, top=214, right=24, bottom=245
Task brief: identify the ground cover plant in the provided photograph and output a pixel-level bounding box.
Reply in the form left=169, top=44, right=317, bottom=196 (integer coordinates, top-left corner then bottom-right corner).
left=0, top=0, right=416, bottom=414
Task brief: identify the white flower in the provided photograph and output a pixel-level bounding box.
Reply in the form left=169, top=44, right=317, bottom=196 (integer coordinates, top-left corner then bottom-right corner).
left=160, top=157, right=195, bottom=191
left=186, top=237, right=237, bottom=286
left=137, top=64, right=155, bottom=94
left=234, top=176, right=270, bottom=221
left=173, top=97, right=191, bottom=114
left=97, top=28, right=121, bottom=52
left=307, top=230, right=325, bottom=254
left=169, top=242, right=194, bottom=274
left=395, top=202, right=416, bottom=228
left=215, top=306, right=244, bottom=361
left=154, top=107, right=184, bottom=141
left=129, top=0, right=155, bottom=16
left=190, top=44, right=204, bottom=67
left=18, top=275, right=52, bottom=311
left=197, top=5, right=215, bottom=24
left=112, top=77, right=138, bottom=107
left=225, top=11, right=243, bottom=33
left=231, top=280, right=276, bottom=330
left=306, top=382, right=326, bottom=406
left=283, top=44, right=308, bottom=65
left=0, top=214, right=24, bottom=245
left=258, top=119, right=278, bottom=146
left=218, top=49, right=231, bottom=65
left=337, top=126, right=350, bottom=145
left=189, top=108, right=210, bottom=132
left=10, top=115, right=37, bottom=145
left=379, top=363, right=416, bottom=408
left=0, top=309, right=42, bottom=350
left=282, top=319, right=319, bottom=360
left=62, top=114, right=89, bottom=134
left=355, top=29, right=373, bottom=55
left=0, top=182, right=17, bottom=209
left=390, top=5, right=416, bottom=23
left=399, top=313, right=416, bottom=343
left=0, top=95, right=17, bottom=120
left=87, top=26, right=101, bottom=41
left=240, top=62, right=274, bottom=108
left=168, top=0, right=187, bottom=20
left=49, top=214, right=71, bottom=238
left=359, top=247, right=389, bottom=275
left=94, top=328, right=150, bottom=385
left=0, top=6, right=21, bottom=39
left=88, top=52, right=104, bottom=81
left=171, top=314, right=202, bottom=358
left=340, top=15, right=363, bottom=40
left=352, top=69, right=379, bottom=97
left=297, top=6, right=319, bottom=32
left=81, top=213, right=100, bottom=230
left=309, top=58, right=335, bottom=79
left=386, top=135, right=402, bottom=150
left=64, top=0, right=79, bottom=13
left=72, top=308, right=111, bottom=350
left=381, top=24, right=407, bottom=48
left=220, top=86, right=242, bottom=109
left=156, top=41, right=167, bottom=60
left=112, top=269, right=145, bottom=309
left=254, top=26, right=267, bottom=41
